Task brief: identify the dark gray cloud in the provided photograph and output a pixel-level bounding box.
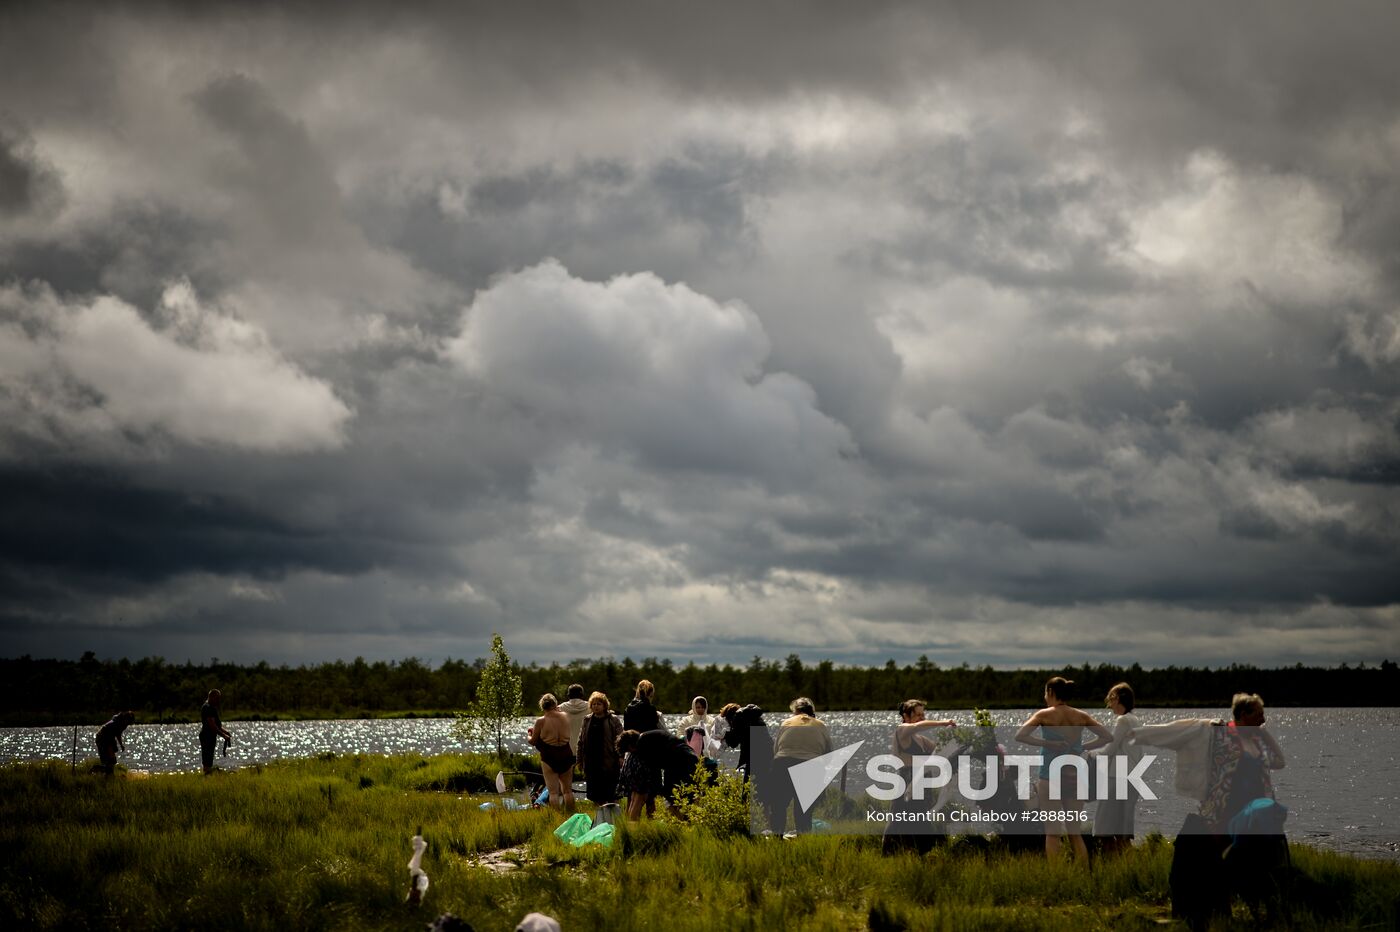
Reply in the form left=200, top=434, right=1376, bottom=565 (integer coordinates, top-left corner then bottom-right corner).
left=192, top=73, right=350, bottom=250
left=0, top=464, right=383, bottom=585
left=0, top=2, right=1397, bottom=667
left=0, top=122, right=64, bottom=219
left=2, top=205, right=224, bottom=308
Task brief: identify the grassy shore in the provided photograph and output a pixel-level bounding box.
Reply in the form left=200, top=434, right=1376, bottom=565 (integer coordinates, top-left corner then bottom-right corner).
left=3, top=755, right=1397, bottom=931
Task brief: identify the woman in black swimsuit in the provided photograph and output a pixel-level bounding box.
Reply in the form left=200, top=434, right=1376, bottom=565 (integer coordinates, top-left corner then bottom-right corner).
left=530, top=694, right=577, bottom=810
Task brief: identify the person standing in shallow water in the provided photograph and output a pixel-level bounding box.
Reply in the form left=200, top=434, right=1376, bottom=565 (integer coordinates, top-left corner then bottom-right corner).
left=200, top=689, right=232, bottom=775
left=95, top=710, right=136, bottom=774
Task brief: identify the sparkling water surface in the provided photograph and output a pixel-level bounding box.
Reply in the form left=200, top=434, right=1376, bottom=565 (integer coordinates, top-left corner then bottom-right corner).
left=5, top=707, right=1396, bottom=861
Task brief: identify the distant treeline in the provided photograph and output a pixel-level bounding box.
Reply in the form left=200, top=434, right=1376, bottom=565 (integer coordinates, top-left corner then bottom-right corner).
left=2, top=651, right=1397, bottom=726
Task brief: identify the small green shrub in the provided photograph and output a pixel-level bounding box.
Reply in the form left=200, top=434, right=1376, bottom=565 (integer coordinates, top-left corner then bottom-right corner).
left=664, top=762, right=752, bottom=837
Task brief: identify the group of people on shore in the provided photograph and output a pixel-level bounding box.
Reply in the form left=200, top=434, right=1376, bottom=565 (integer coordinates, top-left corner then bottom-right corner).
left=93, top=678, right=1286, bottom=860
left=526, top=680, right=841, bottom=830
left=526, top=682, right=737, bottom=821
left=951, top=677, right=1284, bottom=860
left=524, top=676, right=1288, bottom=859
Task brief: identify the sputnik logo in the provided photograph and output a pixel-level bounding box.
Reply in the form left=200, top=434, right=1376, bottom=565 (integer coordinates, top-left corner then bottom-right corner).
left=787, top=740, right=865, bottom=812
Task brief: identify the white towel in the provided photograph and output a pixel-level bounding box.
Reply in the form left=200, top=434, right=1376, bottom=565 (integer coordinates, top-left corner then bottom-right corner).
left=1132, top=718, right=1220, bottom=801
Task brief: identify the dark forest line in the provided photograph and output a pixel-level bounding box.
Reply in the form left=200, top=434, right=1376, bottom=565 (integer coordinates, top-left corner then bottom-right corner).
left=2, top=651, right=1397, bottom=726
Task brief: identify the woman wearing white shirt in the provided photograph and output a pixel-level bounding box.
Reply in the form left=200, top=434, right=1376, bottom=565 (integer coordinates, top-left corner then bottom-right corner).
left=675, top=695, right=721, bottom=758
left=1091, top=682, right=1142, bottom=855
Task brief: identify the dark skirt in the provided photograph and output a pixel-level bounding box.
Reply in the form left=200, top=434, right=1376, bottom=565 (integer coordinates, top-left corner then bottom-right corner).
left=616, top=751, right=661, bottom=798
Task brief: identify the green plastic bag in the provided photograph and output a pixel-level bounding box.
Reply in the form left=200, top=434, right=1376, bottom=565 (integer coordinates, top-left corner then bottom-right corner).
left=571, top=821, right=615, bottom=848
left=553, top=813, right=593, bottom=844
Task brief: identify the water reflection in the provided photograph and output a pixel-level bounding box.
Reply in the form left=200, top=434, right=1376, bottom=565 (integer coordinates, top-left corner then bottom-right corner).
left=0, top=716, right=544, bottom=774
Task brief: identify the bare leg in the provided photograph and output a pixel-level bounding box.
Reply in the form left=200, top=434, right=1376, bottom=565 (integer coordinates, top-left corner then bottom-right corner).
left=1063, top=794, right=1089, bottom=862
left=542, top=764, right=564, bottom=809
left=1068, top=831, right=1089, bottom=861
left=1040, top=780, right=1089, bottom=863
left=1038, top=780, right=1057, bottom=856
left=560, top=765, right=575, bottom=810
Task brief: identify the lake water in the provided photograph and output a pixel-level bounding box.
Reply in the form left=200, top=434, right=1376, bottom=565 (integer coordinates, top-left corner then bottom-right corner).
left=5, top=707, right=1396, bottom=861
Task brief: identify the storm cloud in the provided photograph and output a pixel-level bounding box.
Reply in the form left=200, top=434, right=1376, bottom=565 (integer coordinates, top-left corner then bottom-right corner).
left=1, top=2, right=1397, bottom=667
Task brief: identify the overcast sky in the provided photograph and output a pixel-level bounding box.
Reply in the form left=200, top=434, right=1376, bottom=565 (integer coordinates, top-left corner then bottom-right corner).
left=2, top=2, right=1398, bottom=669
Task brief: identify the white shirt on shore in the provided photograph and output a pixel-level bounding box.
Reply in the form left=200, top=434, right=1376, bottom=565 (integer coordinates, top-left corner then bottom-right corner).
left=675, top=711, right=722, bottom=757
